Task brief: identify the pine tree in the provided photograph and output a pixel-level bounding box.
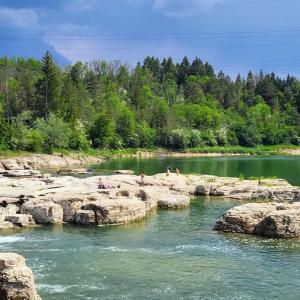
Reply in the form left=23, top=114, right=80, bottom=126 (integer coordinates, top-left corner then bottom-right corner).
left=36, top=51, right=60, bottom=118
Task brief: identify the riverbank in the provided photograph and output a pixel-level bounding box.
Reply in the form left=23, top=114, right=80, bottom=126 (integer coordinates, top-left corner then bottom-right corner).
left=1, top=145, right=300, bottom=171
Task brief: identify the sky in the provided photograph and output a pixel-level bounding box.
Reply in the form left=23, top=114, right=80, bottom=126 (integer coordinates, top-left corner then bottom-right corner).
left=0, top=0, right=300, bottom=77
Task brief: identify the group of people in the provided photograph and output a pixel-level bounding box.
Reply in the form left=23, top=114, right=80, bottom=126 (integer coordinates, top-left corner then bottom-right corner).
left=166, top=164, right=180, bottom=176
left=139, top=164, right=180, bottom=187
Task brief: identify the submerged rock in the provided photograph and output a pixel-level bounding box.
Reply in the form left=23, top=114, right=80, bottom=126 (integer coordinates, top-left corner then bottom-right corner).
left=214, top=202, right=300, bottom=238
left=0, top=253, right=41, bottom=300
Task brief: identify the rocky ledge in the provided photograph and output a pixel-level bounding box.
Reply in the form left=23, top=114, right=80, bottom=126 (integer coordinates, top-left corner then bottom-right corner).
left=0, top=173, right=193, bottom=228
left=0, top=253, right=41, bottom=300
left=0, top=173, right=299, bottom=229
left=0, top=154, right=103, bottom=171
left=214, top=202, right=300, bottom=238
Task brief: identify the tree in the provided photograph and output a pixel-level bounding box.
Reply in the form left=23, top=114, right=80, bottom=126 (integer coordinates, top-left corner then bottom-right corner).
left=36, top=51, right=60, bottom=118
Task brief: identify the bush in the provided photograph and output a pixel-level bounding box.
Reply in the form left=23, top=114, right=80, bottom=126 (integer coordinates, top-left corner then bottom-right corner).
left=201, top=130, right=218, bottom=146
left=169, top=129, right=191, bottom=150
left=137, top=121, right=156, bottom=148
left=35, top=114, right=72, bottom=152
left=69, top=120, right=90, bottom=150
left=89, top=113, right=116, bottom=148
left=215, top=127, right=228, bottom=146
left=190, top=130, right=204, bottom=147
left=25, top=129, right=45, bottom=152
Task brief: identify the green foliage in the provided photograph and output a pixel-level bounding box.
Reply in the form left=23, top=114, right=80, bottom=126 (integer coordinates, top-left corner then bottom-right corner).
left=89, top=113, right=116, bottom=148
left=0, top=52, right=299, bottom=153
left=35, top=114, right=72, bottom=152
left=136, top=121, right=156, bottom=148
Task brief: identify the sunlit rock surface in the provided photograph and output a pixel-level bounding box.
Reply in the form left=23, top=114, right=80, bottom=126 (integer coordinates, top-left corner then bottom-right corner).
left=0, top=253, right=41, bottom=300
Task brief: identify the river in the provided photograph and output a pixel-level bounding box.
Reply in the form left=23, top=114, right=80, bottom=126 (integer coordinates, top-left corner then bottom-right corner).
left=1, top=155, right=300, bottom=299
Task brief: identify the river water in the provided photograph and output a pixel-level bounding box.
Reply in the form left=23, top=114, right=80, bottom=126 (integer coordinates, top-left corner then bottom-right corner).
left=1, top=155, right=300, bottom=300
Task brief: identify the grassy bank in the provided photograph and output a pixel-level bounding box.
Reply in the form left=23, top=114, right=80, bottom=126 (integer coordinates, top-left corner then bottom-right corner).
left=0, top=145, right=299, bottom=160
left=186, top=145, right=300, bottom=155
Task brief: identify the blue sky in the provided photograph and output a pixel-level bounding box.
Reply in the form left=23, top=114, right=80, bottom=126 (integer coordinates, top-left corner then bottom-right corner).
left=0, top=0, right=299, bottom=77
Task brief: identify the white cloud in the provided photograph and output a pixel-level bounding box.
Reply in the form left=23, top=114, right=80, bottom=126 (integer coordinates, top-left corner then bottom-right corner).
left=0, top=8, right=39, bottom=28
left=153, top=0, right=225, bottom=17
left=65, top=0, right=96, bottom=12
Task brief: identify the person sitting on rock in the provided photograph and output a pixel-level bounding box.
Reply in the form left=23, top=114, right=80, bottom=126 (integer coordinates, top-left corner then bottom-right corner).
left=98, top=177, right=112, bottom=189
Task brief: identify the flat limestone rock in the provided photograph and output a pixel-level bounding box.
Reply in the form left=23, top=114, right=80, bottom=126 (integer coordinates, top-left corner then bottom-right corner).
left=2, top=170, right=41, bottom=178
left=113, top=170, right=135, bottom=175
left=0, top=252, right=42, bottom=300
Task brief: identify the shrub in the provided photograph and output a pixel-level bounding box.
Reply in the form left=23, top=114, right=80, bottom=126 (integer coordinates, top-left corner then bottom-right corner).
left=201, top=130, right=218, bottom=146
left=190, top=130, right=204, bottom=147
left=215, top=127, right=228, bottom=146
left=169, top=129, right=191, bottom=150
left=69, top=120, right=90, bottom=150
left=137, top=121, right=156, bottom=148
left=25, top=129, right=45, bottom=152
left=35, top=114, right=72, bottom=152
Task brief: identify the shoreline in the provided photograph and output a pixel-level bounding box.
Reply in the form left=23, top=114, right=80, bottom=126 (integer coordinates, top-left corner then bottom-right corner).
left=0, top=146, right=299, bottom=171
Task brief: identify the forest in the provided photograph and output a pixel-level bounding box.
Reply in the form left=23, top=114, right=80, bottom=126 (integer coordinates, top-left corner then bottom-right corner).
left=0, top=51, right=299, bottom=153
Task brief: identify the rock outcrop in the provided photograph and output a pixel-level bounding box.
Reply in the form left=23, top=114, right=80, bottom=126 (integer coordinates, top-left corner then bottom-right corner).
left=0, top=154, right=104, bottom=171
left=0, top=253, right=41, bottom=300
left=0, top=172, right=299, bottom=230
left=214, top=202, right=300, bottom=238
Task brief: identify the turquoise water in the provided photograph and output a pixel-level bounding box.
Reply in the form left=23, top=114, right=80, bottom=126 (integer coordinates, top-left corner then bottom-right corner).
left=1, top=198, right=300, bottom=299
left=1, top=156, right=300, bottom=299
left=95, top=155, right=300, bottom=186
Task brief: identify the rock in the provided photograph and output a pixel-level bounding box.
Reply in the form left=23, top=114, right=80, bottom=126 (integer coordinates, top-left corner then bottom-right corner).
left=4, top=215, right=36, bottom=227
left=20, top=199, right=63, bottom=224
left=74, top=210, right=96, bottom=225
left=0, top=222, right=15, bottom=229
left=2, top=170, right=41, bottom=178
left=157, top=194, right=190, bottom=209
left=0, top=252, right=41, bottom=300
left=113, top=170, right=135, bottom=175
left=195, top=185, right=212, bottom=196
left=214, top=202, right=300, bottom=238
left=83, top=198, right=146, bottom=225
left=1, top=159, right=22, bottom=170
left=214, top=203, right=268, bottom=234
left=51, top=194, right=89, bottom=222
left=254, top=209, right=300, bottom=238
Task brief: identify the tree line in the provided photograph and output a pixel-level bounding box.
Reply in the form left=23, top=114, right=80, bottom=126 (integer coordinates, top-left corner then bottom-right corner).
left=0, top=51, right=299, bottom=153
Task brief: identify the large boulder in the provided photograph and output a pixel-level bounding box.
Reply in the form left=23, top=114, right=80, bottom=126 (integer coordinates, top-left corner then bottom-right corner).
left=20, top=199, right=63, bottom=224
left=83, top=198, right=146, bottom=225
left=4, top=215, right=36, bottom=228
left=0, top=253, right=41, bottom=300
left=214, top=202, right=300, bottom=238
left=157, top=194, right=190, bottom=209
left=254, top=209, right=300, bottom=238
